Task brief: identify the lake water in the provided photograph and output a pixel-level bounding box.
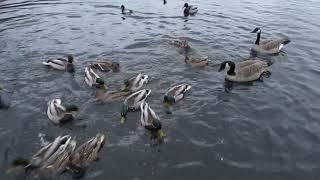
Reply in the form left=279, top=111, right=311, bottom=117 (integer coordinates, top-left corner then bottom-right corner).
left=1, top=0, right=320, bottom=179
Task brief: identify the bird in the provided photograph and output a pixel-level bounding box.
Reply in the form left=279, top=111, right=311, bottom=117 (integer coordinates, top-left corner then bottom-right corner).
left=185, top=56, right=209, bottom=67
left=251, top=27, right=290, bottom=55
left=47, top=99, right=78, bottom=124
left=68, top=134, right=105, bottom=179
left=218, top=59, right=270, bottom=82
left=121, top=73, right=149, bottom=92
left=120, top=89, right=151, bottom=124
left=90, top=61, right=120, bottom=72
left=163, top=84, right=191, bottom=107
left=169, top=39, right=190, bottom=48
left=7, top=135, right=76, bottom=177
left=95, top=88, right=131, bottom=103
left=121, top=5, right=133, bottom=15
left=183, top=3, right=198, bottom=17
left=85, top=67, right=107, bottom=89
left=42, top=55, right=75, bottom=72
left=140, top=102, right=166, bottom=138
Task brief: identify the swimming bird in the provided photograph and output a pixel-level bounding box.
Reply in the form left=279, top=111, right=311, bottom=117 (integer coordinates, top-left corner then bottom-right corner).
left=140, top=102, right=166, bottom=138
left=121, top=73, right=149, bottom=92
left=170, top=39, right=190, bottom=48
left=85, top=67, right=107, bottom=89
left=251, top=27, right=290, bottom=55
left=185, top=56, right=209, bottom=67
left=42, top=55, right=75, bottom=72
left=218, top=60, right=270, bottom=82
left=68, top=134, right=105, bottom=179
left=183, top=3, right=198, bottom=17
left=47, top=99, right=78, bottom=124
left=90, top=61, right=120, bottom=72
left=120, top=89, right=151, bottom=124
left=121, top=5, right=133, bottom=15
left=7, top=135, right=76, bottom=176
left=163, top=84, right=191, bottom=107
left=95, top=88, right=131, bottom=103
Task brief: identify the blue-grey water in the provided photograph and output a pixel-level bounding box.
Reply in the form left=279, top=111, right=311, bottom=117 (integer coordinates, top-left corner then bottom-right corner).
left=1, top=0, right=320, bottom=179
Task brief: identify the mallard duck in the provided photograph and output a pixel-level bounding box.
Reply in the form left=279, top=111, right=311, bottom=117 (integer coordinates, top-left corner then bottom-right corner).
left=95, top=88, right=131, bottom=103
left=7, top=135, right=76, bottom=176
left=170, top=39, right=190, bottom=48
left=85, top=67, right=107, bottom=89
left=163, top=84, right=191, bottom=106
left=90, top=61, right=120, bottom=72
left=47, top=99, right=78, bottom=124
left=185, top=56, right=209, bottom=67
left=120, top=89, right=151, bottom=124
left=140, top=102, right=165, bottom=138
left=183, top=3, right=198, bottom=17
left=42, top=55, right=75, bottom=72
left=68, top=134, right=105, bottom=178
left=218, top=60, right=270, bottom=82
left=251, top=27, right=290, bottom=55
left=121, top=5, right=133, bottom=15
left=121, top=73, right=149, bottom=92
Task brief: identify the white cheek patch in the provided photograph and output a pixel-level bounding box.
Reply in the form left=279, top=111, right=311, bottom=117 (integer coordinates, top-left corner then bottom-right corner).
left=225, top=63, right=230, bottom=69
left=257, top=29, right=261, bottom=33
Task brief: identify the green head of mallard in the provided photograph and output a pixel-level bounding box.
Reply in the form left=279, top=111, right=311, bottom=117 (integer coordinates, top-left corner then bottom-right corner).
left=146, top=119, right=166, bottom=138
left=6, top=158, right=31, bottom=174
left=120, top=102, right=129, bottom=124
left=163, top=95, right=175, bottom=107
left=93, top=78, right=108, bottom=90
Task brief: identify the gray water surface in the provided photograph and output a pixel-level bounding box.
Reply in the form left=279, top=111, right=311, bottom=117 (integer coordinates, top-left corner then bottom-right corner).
left=1, top=0, right=320, bottom=179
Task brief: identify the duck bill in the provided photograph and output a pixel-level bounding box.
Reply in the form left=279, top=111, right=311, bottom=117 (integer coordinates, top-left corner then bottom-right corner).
left=158, top=130, right=166, bottom=138
left=120, top=116, right=126, bottom=124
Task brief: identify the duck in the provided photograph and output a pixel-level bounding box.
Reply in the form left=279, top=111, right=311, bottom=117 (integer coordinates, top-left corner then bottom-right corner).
left=85, top=66, right=107, bottom=89
left=47, top=99, right=78, bottom=124
left=120, top=89, right=151, bottom=124
left=68, top=134, right=105, bottom=179
left=140, top=102, right=166, bottom=138
left=251, top=27, right=290, bottom=55
left=163, top=84, right=192, bottom=106
left=121, top=5, right=133, bottom=15
left=121, top=73, right=149, bottom=92
left=90, top=60, right=120, bottom=72
left=185, top=56, right=209, bottom=67
left=42, top=55, right=75, bottom=72
left=218, top=59, right=270, bottom=82
left=7, top=135, right=76, bottom=177
left=170, top=39, right=190, bottom=48
left=95, top=88, right=131, bottom=103
left=183, top=3, right=198, bottom=17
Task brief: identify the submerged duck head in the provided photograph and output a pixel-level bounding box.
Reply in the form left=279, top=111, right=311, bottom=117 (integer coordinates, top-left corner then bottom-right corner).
left=93, top=78, right=107, bottom=90
left=163, top=95, right=175, bottom=107
left=120, top=102, right=129, bottom=124
left=150, top=119, right=166, bottom=138
left=219, top=61, right=235, bottom=76
left=67, top=55, right=74, bottom=63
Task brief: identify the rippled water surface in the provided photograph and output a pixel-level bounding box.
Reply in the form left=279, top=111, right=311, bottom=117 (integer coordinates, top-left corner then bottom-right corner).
left=1, top=0, right=320, bottom=179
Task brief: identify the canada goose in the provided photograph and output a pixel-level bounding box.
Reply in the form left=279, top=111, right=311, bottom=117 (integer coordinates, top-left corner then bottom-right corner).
left=251, top=27, right=290, bottom=55
left=183, top=3, right=198, bottom=17
left=185, top=56, right=209, bottom=67
left=218, top=60, right=270, bottom=82
left=121, top=5, right=133, bottom=15
left=42, top=55, right=75, bottom=72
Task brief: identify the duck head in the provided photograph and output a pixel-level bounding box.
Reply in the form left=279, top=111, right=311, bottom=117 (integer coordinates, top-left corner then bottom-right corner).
left=150, top=119, right=166, bottom=138
left=67, top=55, right=74, bottom=63
left=219, top=61, right=236, bottom=76
left=93, top=78, right=108, bottom=90
left=120, top=102, right=129, bottom=124
left=111, top=62, right=120, bottom=72
left=163, top=95, right=175, bottom=107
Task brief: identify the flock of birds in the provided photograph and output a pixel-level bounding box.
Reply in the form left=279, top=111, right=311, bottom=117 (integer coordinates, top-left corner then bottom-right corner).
left=0, top=2, right=291, bottom=179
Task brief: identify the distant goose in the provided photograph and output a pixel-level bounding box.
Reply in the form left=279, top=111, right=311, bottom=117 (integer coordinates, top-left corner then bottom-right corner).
left=183, top=3, right=198, bottom=17
left=47, top=99, right=78, bottom=124
left=218, top=59, right=270, bottom=82
left=121, top=5, right=133, bottom=15
left=185, top=56, right=209, bottom=67
left=251, top=27, right=290, bottom=55
left=42, top=55, right=74, bottom=73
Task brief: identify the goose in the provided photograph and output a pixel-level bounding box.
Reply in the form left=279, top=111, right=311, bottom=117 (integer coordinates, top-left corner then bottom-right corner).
left=42, top=55, right=75, bottom=72
left=68, top=134, right=105, bottom=179
left=163, top=84, right=191, bottom=107
left=90, top=61, right=120, bottom=72
left=121, top=73, right=149, bottom=92
left=47, top=99, right=78, bottom=124
left=183, top=3, right=198, bottom=17
left=140, top=102, right=165, bottom=138
left=218, top=59, right=270, bottom=82
left=185, top=56, right=209, bottom=67
left=121, top=5, right=133, bottom=15
left=85, top=67, right=107, bottom=89
left=251, top=27, right=290, bottom=55
left=120, top=89, right=151, bottom=124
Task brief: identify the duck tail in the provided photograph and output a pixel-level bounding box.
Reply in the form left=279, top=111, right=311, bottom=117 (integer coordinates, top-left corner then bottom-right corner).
left=42, top=61, right=50, bottom=66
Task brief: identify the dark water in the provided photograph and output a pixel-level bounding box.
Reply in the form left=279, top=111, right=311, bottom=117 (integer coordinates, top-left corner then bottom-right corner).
left=1, top=0, right=320, bottom=179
